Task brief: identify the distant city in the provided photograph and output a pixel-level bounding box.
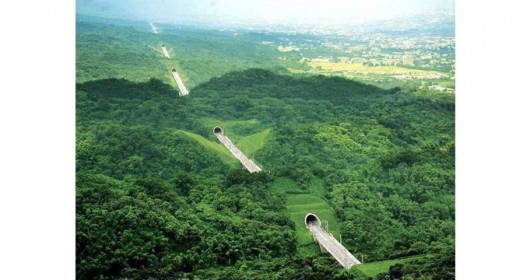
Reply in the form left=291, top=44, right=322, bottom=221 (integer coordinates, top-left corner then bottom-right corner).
left=248, top=14, right=455, bottom=92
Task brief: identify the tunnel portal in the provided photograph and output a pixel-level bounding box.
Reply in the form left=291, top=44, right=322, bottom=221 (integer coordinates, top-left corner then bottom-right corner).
left=213, top=126, right=223, bottom=134
left=304, top=212, right=360, bottom=268
left=305, top=213, right=321, bottom=228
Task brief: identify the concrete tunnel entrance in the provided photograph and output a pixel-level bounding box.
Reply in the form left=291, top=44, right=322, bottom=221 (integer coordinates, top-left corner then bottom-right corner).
left=172, top=69, right=177, bottom=72
left=213, top=126, right=223, bottom=135
left=305, top=213, right=321, bottom=228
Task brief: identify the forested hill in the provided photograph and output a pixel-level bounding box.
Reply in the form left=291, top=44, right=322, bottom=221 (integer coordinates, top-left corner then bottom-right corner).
left=77, top=69, right=455, bottom=279
left=196, top=68, right=388, bottom=101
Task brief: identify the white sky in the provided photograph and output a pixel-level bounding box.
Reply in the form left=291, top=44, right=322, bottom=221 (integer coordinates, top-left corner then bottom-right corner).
left=77, top=0, right=454, bottom=25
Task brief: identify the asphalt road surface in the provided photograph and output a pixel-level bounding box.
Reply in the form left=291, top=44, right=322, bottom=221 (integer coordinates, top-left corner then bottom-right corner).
left=171, top=70, right=189, bottom=96
left=308, top=222, right=361, bottom=269
left=214, top=131, right=262, bottom=173
left=150, top=22, right=158, bottom=34
left=162, top=46, right=170, bottom=58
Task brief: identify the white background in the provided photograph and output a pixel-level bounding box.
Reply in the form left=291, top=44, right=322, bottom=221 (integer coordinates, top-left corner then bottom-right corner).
left=1, top=0, right=529, bottom=279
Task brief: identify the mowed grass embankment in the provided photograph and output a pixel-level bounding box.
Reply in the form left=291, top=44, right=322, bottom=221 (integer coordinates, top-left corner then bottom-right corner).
left=270, top=178, right=340, bottom=255
left=235, top=128, right=272, bottom=157
left=354, top=255, right=427, bottom=277
left=199, top=118, right=271, bottom=163
left=200, top=118, right=266, bottom=140
left=285, top=194, right=341, bottom=245
left=176, top=130, right=238, bottom=167
left=176, top=120, right=271, bottom=169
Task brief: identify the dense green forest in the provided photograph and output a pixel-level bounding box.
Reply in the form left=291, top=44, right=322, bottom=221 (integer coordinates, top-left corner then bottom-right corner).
left=77, top=20, right=454, bottom=279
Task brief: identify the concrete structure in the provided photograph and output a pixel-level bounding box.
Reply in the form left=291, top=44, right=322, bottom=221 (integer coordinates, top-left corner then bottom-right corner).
left=161, top=45, right=170, bottom=58
left=213, top=126, right=262, bottom=173
left=171, top=69, right=189, bottom=96
left=305, top=213, right=361, bottom=269
left=150, top=22, right=158, bottom=34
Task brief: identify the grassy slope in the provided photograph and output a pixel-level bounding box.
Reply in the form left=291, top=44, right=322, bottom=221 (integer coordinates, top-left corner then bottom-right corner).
left=285, top=194, right=341, bottom=244
left=199, top=118, right=271, bottom=157
left=270, top=177, right=341, bottom=256
left=354, top=255, right=426, bottom=277
left=177, top=122, right=271, bottom=169
left=200, top=118, right=265, bottom=138
left=235, top=128, right=272, bottom=157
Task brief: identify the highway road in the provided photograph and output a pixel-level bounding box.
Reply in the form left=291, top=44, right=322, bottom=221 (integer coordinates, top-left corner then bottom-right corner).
left=214, top=129, right=262, bottom=173
left=150, top=22, right=158, bottom=34
left=161, top=46, right=170, bottom=58
left=171, top=69, right=189, bottom=96
left=308, top=222, right=361, bottom=269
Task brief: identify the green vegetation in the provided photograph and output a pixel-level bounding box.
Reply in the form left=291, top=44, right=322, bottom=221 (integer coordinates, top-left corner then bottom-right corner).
left=176, top=130, right=238, bottom=167
left=354, top=255, right=425, bottom=277
left=77, top=20, right=297, bottom=89
left=285, top=194, right=340, bottom=245
left=76, top=22, right=165, bottom=83
left=235, top=128, right=272, bottom=157
left=157, top=27, right=297, bottom=88
left=76, top=19, right=454, bottom=279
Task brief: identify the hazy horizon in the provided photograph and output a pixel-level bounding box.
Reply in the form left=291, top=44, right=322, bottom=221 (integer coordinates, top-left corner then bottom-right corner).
left=76, top=0, right=454, bottom=27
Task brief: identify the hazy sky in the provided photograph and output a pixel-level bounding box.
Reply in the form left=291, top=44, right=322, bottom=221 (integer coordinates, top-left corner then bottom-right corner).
left=77, top=0, right=454, bottom=25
